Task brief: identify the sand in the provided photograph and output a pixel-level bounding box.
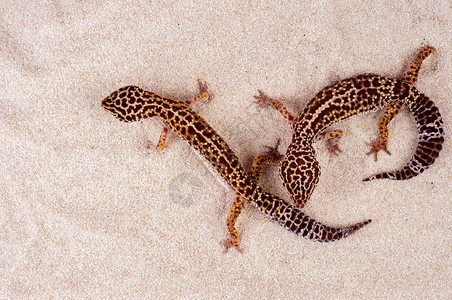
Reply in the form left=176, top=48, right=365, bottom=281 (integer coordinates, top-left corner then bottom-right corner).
left=1, top=1, right=450, bottom=298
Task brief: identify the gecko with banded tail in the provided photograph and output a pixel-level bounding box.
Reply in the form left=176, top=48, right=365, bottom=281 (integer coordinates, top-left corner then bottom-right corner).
left=253, top=46, right=444, bottom=210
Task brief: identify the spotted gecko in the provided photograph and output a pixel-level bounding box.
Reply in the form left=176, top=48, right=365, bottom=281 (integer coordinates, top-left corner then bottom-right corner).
left=253, top=46, right=444, bottom=210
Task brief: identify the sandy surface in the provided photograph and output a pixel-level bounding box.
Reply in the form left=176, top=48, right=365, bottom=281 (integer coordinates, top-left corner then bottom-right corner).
left=1, top=1, right=450, bottom=298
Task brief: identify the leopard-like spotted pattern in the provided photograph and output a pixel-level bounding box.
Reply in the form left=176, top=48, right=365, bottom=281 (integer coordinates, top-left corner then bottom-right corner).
left=255, top=46, right=444, bottom=207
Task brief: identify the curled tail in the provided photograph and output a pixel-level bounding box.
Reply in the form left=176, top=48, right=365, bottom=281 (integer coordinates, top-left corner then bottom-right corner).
left=253, top=188, right=371, bottom=242
left=364, top=93, right=444, bottom=181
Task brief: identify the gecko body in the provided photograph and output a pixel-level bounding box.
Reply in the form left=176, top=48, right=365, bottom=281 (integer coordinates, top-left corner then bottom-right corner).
left=255, top=46, right=444, bottom=208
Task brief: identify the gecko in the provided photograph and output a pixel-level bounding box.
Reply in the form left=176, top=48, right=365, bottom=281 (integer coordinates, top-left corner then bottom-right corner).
left=101, top=81, right=371, bottom=248
left=251, top=46, right=444, bottom=211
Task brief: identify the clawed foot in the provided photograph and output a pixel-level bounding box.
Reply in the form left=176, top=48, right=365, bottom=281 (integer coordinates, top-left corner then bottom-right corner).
left=253, top=90, right=298, bottom=126
left=366, top=139, right=391, bottom=161
left=186, top=79, right=209, bottom=105
left=253, top=89, right=271, bottom=108
left=197, top=79, right=208, bottom=94
left=220, top=238, right=243, bottom=253
left=263, top=138, right=283, bottom=160
left=326, top=138, right=342, bottom=156
left=317, top=130, right=343, bottom=156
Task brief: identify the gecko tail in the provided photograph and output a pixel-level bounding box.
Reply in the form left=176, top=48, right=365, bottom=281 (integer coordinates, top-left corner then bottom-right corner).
left=315, top=218, right=372, bottom=242
left=254, top=190, right=372, bottom=242
left=363, top=167, right=417, bottom=181
left=363, top=138, right=444, bottom=181
left=292, top=214, right=372, bottom=242
left=363, top=93, right=444, bottom=182
left=338, top=219, right=372, bottom=240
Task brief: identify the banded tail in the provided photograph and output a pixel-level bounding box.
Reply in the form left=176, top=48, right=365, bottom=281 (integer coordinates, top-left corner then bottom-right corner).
left=363, top=93, right=444, bottom=181
left=254, top=190, right=372, bottom=242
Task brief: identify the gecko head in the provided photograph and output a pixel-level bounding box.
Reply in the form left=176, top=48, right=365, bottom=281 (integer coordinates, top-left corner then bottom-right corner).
left=101, top=86, right=142, bottom=123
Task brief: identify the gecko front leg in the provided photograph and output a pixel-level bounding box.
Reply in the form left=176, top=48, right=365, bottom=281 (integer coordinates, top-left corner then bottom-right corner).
left=156, top=79, right=209, bottom=151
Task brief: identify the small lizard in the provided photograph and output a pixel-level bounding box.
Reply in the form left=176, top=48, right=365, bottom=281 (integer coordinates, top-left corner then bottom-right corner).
left=253, top=46, right=444, bottom=209
left=101, top=81, right=371, bottom=248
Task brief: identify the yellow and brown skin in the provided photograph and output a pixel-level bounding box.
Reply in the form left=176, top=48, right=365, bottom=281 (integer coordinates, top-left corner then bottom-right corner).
left=101, top=81, right=371, bottom=246
left=366, top=46, right=434, bottom=160
left=221, top=142, right=282, bottom=252
left=155, top=98, right=287, bottom=252
left=155, top=84, right=283, bottom=252
left=156, top=80, right=209, bottom=151
left=254, top=46, right=444, bottom=207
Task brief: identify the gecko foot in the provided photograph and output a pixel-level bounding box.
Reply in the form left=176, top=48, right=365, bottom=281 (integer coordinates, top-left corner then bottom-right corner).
left=185, top=79, right=209, bottom=105
left=220, top=238, right=243, bottom=253
left=253, top=90, right=298, bottom=125
left=366, top=139, right=391, bottom=161
left=263, top=138, right=282, bottom=158
left=197, top=79, right=208, bottom=94
left=253, top=89, right=272, bottom=108
left=317, top=130, right=343, bottom=156
left=326, top=138, right=342, bottom=156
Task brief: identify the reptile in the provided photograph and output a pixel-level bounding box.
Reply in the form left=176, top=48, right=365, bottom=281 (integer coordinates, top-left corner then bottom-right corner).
left=252, top=45, right=444, bottom=210
left=101, top=80, right=371, bottom=248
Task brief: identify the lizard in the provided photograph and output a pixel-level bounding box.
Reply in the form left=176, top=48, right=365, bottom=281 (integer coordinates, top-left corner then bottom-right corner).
left=252, top=45, right=444, bottom=210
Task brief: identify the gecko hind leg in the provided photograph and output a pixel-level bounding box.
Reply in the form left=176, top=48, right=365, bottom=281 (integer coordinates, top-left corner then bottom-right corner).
left=221, top=195, right=245, bottom=253
left=221, top=141, right=282, bottom=253
left=402, top=46, right=434, bottom=85
left=155, top=79, right=209, bottom=151
left=365, top=46, right=434, bottom=161
left=365, top=101, right=401, bottom=161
